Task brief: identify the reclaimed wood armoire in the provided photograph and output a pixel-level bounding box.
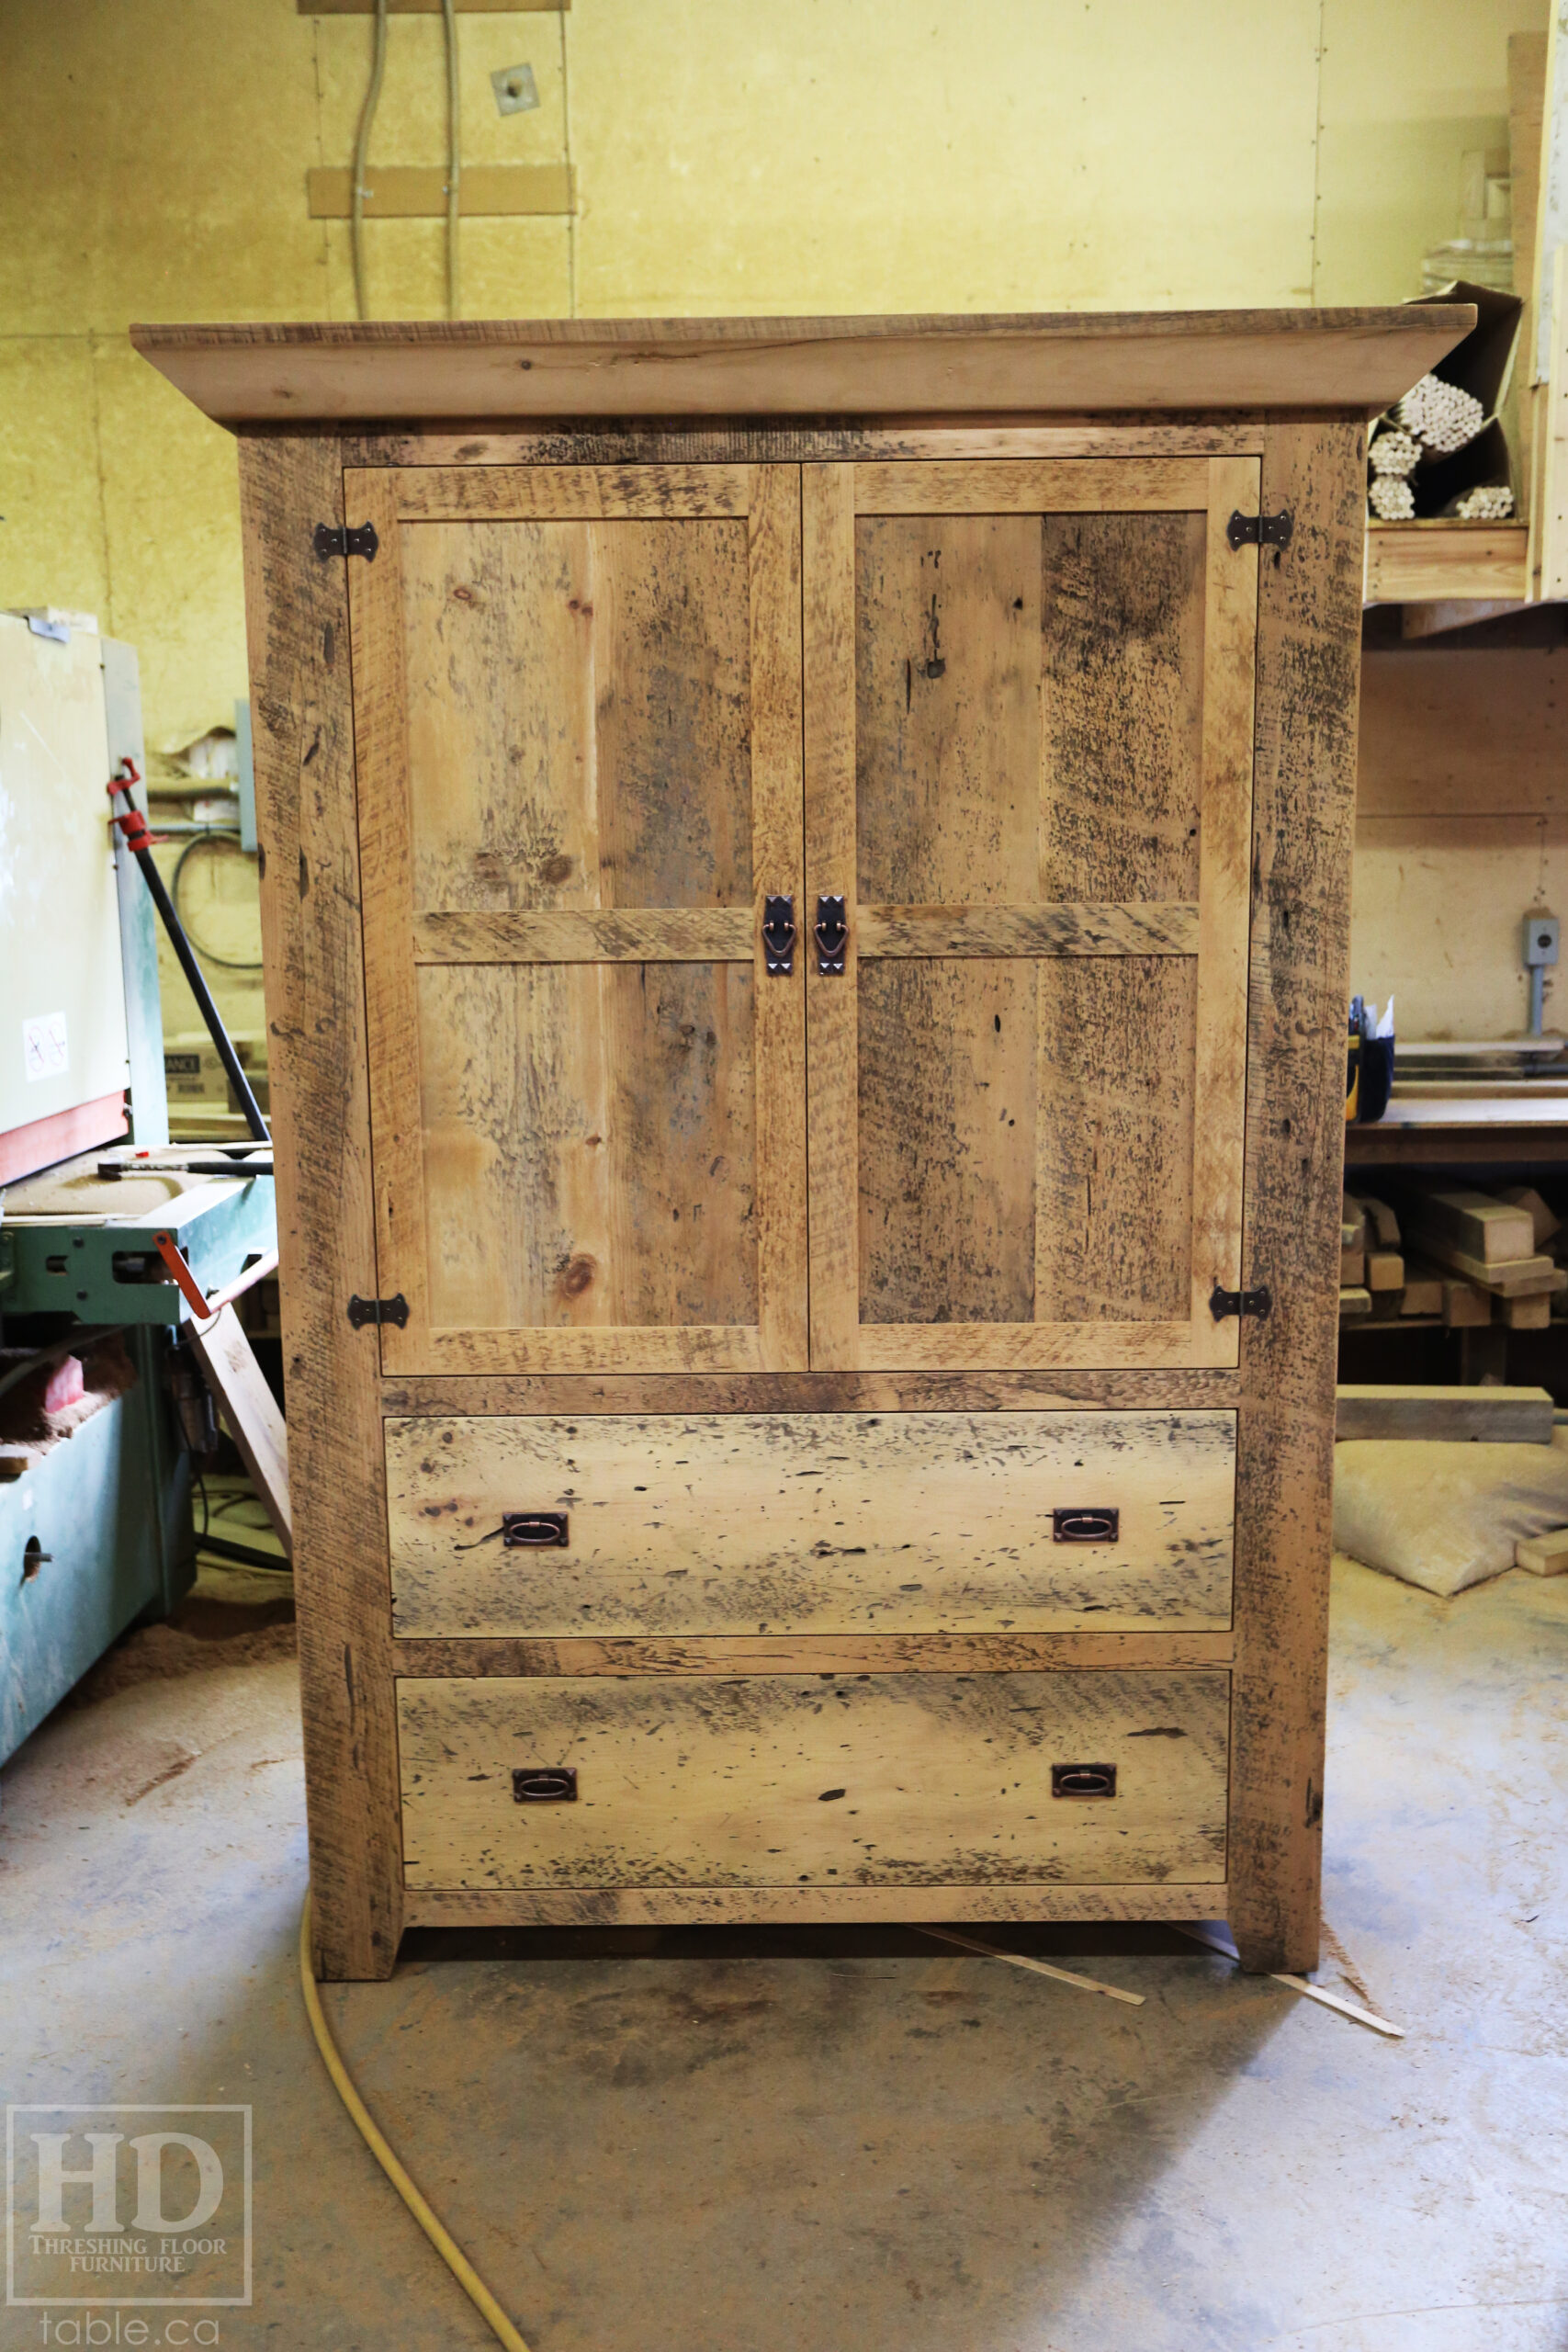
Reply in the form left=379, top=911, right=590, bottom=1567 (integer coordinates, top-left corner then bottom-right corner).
left=136, top=309, right=1464, bottom=1980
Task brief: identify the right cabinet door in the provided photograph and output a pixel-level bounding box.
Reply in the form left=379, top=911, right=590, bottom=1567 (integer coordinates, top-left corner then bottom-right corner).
left=803, top=457, right=1259, bottom=1373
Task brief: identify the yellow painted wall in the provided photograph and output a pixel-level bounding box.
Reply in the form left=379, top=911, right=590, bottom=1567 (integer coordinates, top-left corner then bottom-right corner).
left=0, top=0, right=1548, bottom=1046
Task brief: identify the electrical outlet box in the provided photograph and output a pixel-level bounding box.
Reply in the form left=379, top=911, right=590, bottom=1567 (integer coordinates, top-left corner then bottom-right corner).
left=491, top=62, right=539, bottom=115
left=1524, top=912, right=1561, bottom=967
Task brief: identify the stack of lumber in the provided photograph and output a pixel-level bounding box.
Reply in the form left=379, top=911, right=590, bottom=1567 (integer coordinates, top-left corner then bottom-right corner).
left=1404, top=1186, right=1565, bottom=1331
left=1335, top=1384, right=1554, bottom=1442
left=1339, top=1185, right=1568, bottom=1329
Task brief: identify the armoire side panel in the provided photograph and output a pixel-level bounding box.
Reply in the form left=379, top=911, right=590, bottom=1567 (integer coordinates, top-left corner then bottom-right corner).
left=1228, top=418, right=1366, bottom=1977
left=238, top=433, right=403, bottom=1982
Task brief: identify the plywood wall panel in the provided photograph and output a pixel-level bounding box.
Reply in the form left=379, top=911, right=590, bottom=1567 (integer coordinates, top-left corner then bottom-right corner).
left=1357, top=649, right=1568, bottom=819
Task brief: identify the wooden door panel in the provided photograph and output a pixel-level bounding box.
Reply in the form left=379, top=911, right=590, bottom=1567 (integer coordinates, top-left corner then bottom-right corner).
left=1034, top=958, right=1198, bottom=1324
left=352, top=464, right=806, bottom=1374
left=1039, top=510, right=1206, bottom=901
left=416, top=961, right=758, bottom=1333
left=401, top=514, right=753, bottom=915
left=855, top=514, right=1042, bottom=903
left=806, top=457, right=1258, bottom=1374
left=858, top=959, right=1038, bottom=1326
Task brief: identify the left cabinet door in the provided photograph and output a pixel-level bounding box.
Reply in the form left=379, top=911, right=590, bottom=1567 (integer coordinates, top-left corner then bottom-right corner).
left=347, top=464, right=807, bottom=1374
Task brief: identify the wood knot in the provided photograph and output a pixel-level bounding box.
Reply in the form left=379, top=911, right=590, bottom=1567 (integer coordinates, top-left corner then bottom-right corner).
left=538, top=852, right=575, bottom=886
left=558, top=1253, right=597, bottom=1299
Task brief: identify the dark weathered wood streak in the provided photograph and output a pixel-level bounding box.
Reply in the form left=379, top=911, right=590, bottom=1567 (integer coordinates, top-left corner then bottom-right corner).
left=344, top=423, right=1271, bottom=469
left=391, top=1631, right=1237, bottom=1675
left=1227, top=419, right=1365, bottom=1975
left=237, top=435, right=403, bottom=1980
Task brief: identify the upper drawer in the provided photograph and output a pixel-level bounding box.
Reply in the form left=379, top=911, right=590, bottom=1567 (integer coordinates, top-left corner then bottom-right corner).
left=386, top=1409, right=1235, bottom=1637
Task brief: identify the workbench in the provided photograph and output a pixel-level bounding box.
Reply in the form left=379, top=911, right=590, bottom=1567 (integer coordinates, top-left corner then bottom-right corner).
left=0, top=1149, right=276, bottom=1760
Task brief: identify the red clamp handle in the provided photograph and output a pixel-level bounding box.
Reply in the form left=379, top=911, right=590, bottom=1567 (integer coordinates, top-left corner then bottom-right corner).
left=107, top=758, right=162, bottom=853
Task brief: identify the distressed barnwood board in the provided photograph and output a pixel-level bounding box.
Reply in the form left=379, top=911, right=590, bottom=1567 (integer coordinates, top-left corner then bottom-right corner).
left=804, top=463, right=860, bottom=1371
left=1226, top=418, right=1364, bottom=1977
left=1334, top=1384, right=1555, bottom=1442
left=1190, top=458, right=1258, bottom=1346
left=390, top=1630, right=1236, bottom=1675
left=130, top=310, right=1468, bottom=426
left=856, top=904, right=1200, bottom=956
left=236, top=434, right=403, bottom=1981
left=402, top=1882, right=1226, bottom=1928
left=377, top=463, right=752, bottom=520
left=852, top=458, right=1211, bottom=511
left=397, top=1669, right=1231, bottom=1888
left=378, top=1369, right=1247, bottom=1415
left=347, top=424, right=1271, bottom=468
left=412, top=909, right=755, bottom=962
left=384, top=1408, right=1237, bottom=1637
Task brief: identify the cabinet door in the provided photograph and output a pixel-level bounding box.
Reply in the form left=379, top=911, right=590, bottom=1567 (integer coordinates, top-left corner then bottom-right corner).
left=348, top=465, right=807, bottom=1374
left=804, top=458, right=1258, bottom=1372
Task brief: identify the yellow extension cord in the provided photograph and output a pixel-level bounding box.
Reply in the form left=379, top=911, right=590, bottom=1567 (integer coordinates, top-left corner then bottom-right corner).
left=299, top=1892, right=532, bottom=2352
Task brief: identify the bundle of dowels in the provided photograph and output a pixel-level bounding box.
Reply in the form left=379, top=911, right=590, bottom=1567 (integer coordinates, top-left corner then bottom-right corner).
left=1370, top=427, right=1421, bottom=478
left=1369, top=477, right=1416, bottom=520
left=1393, top=371, right=1486, bottom=456
left=1443, top=482, right=1515, bottom=521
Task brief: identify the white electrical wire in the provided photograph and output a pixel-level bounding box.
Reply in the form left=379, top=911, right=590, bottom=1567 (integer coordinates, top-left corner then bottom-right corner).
left=442, top=0, right=460, bottom=320
left=351, top=0, right=389, bottom=322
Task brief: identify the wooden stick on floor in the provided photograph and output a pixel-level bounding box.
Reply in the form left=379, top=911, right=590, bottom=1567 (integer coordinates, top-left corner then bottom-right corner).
left=916, top=1924, right=1145, bottom=2006
left=1175, top=1922, right=1404, bottom=2038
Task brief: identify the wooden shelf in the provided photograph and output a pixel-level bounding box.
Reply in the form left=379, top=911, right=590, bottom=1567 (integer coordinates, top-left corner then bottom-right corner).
left=1364, top=520, right=1529, bottom=606
left=1347, top=1119, right=1568, bottom=1167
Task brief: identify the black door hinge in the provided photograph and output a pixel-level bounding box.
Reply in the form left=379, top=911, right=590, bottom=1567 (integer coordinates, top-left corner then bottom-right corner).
left=347, top=1293, right=409, bottom=1329
left=1226, top=510, right=1292, bottom=552
left=1209, top=1281, right=1272, bottom=1323
left=313, top=521, right=379, bottom=561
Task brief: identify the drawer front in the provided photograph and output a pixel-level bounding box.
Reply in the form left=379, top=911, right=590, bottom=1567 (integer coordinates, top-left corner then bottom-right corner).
left=387, top=1409, right=1235, bottom=1636
left=397, top=1669, right=1230, bottom=1888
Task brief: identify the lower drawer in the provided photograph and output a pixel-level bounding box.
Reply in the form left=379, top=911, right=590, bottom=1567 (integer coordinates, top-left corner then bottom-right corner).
left=386, top=1409, right=1235, bottom=1636
left=397, top=1669, right=1230, bottom=1889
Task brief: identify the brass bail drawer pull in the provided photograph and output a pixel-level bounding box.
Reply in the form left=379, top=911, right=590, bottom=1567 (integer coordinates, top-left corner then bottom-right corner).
left=1052, top=1764, right=1117, bottom=1799
left=513, top=1767, right=578, bottom=1804
left=503, top=1511, right=569, bottom=1548
left=761, top=894, right=796, bottom=975
left=814, top=894, right=848, bottom=975
left=1052, top=1508, right=1119, bottom=1544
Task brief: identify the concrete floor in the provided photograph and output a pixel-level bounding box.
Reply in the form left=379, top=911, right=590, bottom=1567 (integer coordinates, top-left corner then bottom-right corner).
left=2, top=1555, right=1565, bottom=2352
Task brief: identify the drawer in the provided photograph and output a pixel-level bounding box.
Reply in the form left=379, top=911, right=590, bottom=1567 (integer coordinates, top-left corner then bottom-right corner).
left=387, top=1409, right=1235, bottom=1636
left=397, top=1668, right=1230, bottom=1888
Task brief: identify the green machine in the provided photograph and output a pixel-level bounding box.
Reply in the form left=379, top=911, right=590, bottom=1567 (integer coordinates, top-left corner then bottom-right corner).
left=0, top=612, right=276, bottom=1764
